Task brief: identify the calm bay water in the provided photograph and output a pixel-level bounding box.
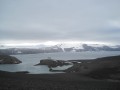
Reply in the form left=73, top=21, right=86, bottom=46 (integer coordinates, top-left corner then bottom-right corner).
left=0, top=51, right=120, bottom=74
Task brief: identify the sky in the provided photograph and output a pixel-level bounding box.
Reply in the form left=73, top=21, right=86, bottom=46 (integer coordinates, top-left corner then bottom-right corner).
left=0, top=0, right=120, bottom=45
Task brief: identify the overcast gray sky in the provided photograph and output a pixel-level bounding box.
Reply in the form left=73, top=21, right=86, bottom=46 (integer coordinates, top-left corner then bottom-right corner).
left=0, top=0, right=120, bottom=44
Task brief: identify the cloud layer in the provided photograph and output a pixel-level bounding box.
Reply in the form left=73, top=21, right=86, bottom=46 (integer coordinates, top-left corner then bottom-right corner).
left=0, top=0, right=120, bottom=44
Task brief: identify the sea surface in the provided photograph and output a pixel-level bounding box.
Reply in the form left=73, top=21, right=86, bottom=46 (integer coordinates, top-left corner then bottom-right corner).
left=0, top=51, right=120, bottom=74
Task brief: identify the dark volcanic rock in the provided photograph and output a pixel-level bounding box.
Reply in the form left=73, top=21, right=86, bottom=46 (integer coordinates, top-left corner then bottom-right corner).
left=0, top=55, right=22, bottom=64
left=35, top=59, right=71, bottom=67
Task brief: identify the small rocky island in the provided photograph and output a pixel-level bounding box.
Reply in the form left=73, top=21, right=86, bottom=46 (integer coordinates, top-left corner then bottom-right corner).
left=0, top=55, right=22, bottom=64
left=35, top=58, right=72, bottom=68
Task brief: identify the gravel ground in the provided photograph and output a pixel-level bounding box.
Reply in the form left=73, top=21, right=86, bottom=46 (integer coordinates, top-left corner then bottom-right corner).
left=0, top=71, right=120, bottom=90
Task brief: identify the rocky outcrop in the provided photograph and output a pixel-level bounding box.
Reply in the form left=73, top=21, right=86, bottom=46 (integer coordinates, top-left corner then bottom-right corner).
left=0, top=55, right=22, bottom=64
left=35, top=59, right=71, bottom=67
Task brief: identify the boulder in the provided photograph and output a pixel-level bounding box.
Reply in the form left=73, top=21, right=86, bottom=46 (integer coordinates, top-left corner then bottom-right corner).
left=0, top=55, right=22, bottom=64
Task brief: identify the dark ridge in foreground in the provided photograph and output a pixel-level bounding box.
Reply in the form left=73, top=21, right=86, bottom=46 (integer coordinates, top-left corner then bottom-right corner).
left=0, top=70, right=120, bottom=90
left=66, top=55, right=120, bottom=80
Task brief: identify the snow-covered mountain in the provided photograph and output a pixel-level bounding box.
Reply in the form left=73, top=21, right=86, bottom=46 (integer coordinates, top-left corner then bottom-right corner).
left=0, top=43, right=120, bottom=55
left=53, top=43, right=120, bottom=52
